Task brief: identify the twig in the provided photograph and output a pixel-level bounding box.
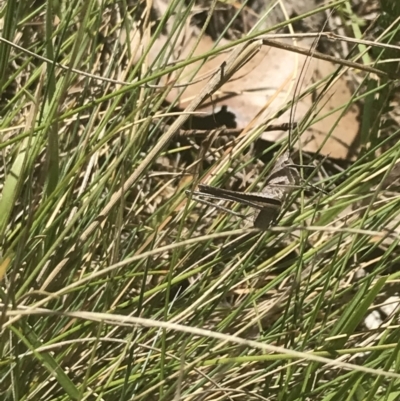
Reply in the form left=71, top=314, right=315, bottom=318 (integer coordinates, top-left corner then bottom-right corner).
left=262, top=38, right=399, bottom=79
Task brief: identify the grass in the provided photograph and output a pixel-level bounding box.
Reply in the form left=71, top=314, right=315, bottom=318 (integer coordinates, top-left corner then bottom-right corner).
left=1, top=0, right=400, bottom=400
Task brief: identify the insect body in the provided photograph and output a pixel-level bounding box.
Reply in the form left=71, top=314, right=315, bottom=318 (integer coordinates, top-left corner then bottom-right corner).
left=192, top=151, right=300, bottom=230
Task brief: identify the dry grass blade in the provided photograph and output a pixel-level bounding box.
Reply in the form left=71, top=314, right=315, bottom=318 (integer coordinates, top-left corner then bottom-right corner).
left=5, top=307, right=400, bottom=379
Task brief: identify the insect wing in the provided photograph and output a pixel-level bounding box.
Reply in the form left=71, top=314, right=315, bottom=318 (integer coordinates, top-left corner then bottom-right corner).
left=198, top=184, right=281, bottom=210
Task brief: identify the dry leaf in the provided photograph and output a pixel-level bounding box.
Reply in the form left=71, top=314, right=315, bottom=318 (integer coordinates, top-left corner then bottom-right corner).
left=127, top=2, right=359, bottom=160
left=161, top=35, right=359, bottom=159
left=262, top=56, right=359, bottom=159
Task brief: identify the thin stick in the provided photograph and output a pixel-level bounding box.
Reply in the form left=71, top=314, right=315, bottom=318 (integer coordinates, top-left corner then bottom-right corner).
left=262, top=38, right=398, bottom=79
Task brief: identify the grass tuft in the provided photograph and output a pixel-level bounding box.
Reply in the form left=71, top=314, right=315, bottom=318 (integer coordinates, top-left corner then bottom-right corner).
left=1, top=1, right=400, bottom=400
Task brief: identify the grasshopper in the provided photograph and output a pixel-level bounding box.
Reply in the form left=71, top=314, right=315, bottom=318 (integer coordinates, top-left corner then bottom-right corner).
left=188, top=150, right=303, bottom=230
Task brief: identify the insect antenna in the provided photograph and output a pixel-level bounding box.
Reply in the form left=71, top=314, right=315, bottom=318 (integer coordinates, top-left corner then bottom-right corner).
left=285, top=17, right=333, bottom=197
